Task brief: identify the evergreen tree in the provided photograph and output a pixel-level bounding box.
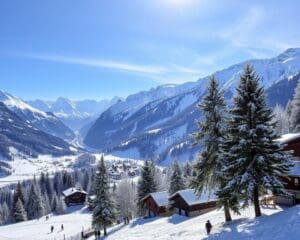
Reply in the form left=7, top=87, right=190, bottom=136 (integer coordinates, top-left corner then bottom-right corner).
left=45, top=173, right=53, bottom=197
left=219, top=64, right=292, bottom=217
left=0, top=202, right=10, bottom=225
left=92, top=155, right=115, bottom=236
left=12, top=181, right=26, bottom=220
left=168, top=160, right=185, bottom=195
left=53, top=171, right=62, bottom=195
left=14, top=198, right=27, bottom=222
left=191, top=75, right=236, bottom=222
left=290, top=79, right=300, bottom=132
left=183, top=161, right=192, bottom=178
left=286, top=100, right=293, bottom=131
left=137, top=160, right=157, bottom=215
left=26, top=183, right=44, bottom=220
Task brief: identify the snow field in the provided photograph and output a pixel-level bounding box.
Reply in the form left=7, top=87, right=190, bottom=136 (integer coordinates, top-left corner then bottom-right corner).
left=99, top=205, right=284, bottom=240
left=0, top=205, right=92, bottom=240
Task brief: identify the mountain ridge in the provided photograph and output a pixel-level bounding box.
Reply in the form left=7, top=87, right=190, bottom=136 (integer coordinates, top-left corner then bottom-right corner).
left=84, top=48, right=300, bottom=164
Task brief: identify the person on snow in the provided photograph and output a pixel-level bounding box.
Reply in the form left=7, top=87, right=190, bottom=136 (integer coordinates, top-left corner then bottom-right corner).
left=205, top=220, right=212, bottom=235
left=51, top=225, right=54, bottom=233
left=61, top=224, right=64, bottom=231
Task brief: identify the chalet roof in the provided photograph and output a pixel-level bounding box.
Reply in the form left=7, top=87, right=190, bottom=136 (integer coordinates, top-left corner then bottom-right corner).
left=169, top=189, right=216, bottom=206
left=289, top=161, right=300, bottom=176
left=62, top=187, right=87, bottom=197
left=141, top=191, right=169, bottom=207
left=276, top=133, right=300, bottom=144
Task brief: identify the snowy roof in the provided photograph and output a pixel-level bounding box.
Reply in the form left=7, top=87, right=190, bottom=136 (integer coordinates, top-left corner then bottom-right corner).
left=169, top=189, right=216, bottom=206
left=288, top=161, right=300, bottom=176
left=276, top=133, right=300, bottom=144
left=62, top=187, right=87, bottom=197
left=141, top=191, right=169, bottom=207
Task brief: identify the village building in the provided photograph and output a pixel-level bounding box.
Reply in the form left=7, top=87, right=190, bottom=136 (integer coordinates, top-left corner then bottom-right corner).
left=140, top=191, right=169, bottom=217
left=62, top=187, right=87, bottom=206
left=169, top=189, right=216, bottom=217
left=275, top=133, right=300, bottom=205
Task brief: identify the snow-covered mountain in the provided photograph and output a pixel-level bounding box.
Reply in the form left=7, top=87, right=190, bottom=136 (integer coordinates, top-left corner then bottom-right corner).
left=28, top=97, right=120, bottom=131
left=0, top=102, right=76, bottom=160
left=0, top=91, right=75, bottom=140
left=266, top=71, right=300, bottom=107
left=84, top=48, right=300, bottom=164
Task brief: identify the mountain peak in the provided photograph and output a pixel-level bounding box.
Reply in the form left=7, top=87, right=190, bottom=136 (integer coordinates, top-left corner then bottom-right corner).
left=277, top=48, right=300, bottom=61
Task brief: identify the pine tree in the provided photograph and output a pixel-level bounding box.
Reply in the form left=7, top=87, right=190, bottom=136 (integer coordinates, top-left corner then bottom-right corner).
left=92, top=155, right=115, bottom=236
left=290, top=78, right=300, bottom=132
left=53, top=171, right=62, bottom=195
left=45, top=172, right=53, bottom=197
left=137, top=160, right=158, bottom=215
left=219, top=64, right=292, bottom=217
left=183, top=161, right=192, bottom=178
left=14, top=198, right=27, bottom=222
left=191, top=75, right=236, bottom=222
left=0, top=202, right=10, bottom=225
left=12, top=181, right=26, bottom=220
left=26, top=183, right=44, bottom=220
left=168, top=160, right=185, bottom=195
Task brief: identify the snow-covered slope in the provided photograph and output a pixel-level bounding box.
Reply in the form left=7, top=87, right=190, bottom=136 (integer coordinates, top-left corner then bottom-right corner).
left=28, top=97, right=120, bottom=131
left=0, top=91, right=75, bottom=140
left=0, top=205, right=91, bottom=240
left=84, top=48, right=300, bottom=164
left=99, top=204, right=294, bottom=240
left=0, top=102, right=76, bottom=160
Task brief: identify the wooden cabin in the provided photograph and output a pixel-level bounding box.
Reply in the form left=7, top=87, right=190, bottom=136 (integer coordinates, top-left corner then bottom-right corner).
left=169, top=189, right=216, bottom=217
left=62, top=187, right=87, bottom=206
left=140, top=191, right=169, bottom=217
left=275, top=133, right=300, bottom=205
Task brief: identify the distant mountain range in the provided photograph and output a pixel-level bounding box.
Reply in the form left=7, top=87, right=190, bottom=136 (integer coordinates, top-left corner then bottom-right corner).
left=0, top=102, right=76, bottom=160
left=2, top=48, right=300, bottom=164
left=83, top=48, right=300, bottom=165
left=0, top=91, right=75, bottom=140
left=27, top=97, right=120, bottom=131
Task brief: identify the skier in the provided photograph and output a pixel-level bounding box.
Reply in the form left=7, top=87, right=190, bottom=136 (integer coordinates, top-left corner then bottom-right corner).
left=61, top=224, right=64, bottom=231
left=205, top=220, right=212, bottom=235
left=51, top=225, right=54, bottom=233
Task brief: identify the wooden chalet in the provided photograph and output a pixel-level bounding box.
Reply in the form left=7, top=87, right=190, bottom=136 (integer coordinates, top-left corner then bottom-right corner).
left=62, top=187, right=87, bottom=206
left=275, top=133, right=300, bottom=205
left=169, top=189, right=216, bottom=217
left=140, top=191, right=169, bottom=217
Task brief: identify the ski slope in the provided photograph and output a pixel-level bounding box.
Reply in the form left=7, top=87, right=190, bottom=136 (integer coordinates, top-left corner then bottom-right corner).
left=97, top=204, right=300, bottom=240
left=0, top=205, right=92, bottom=240
left=1, top=202, right=299, bottom=240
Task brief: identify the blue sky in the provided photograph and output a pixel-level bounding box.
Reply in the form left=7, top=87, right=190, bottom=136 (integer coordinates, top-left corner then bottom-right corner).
left=0, top=0, right=299, bottom=100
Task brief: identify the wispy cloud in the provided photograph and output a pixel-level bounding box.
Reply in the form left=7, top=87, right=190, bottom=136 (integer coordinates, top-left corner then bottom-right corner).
left=21, top=53, right=204, bottom=83
left=24, top=53, right=167, bottom=74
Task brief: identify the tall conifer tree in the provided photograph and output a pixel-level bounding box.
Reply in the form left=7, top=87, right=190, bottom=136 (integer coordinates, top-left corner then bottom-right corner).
left=191, top=75, right=236, bottom=222
left=137, top=160, right=157, bottom=215
left=169, top=160, right=185, bottom=195
left=92, top=155, right=115, bottom=236
left=219, top=64, right=292, bottom=217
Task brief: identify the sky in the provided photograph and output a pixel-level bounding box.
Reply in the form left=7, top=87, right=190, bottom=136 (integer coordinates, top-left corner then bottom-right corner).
left=0, top=0, right=300, bottom=100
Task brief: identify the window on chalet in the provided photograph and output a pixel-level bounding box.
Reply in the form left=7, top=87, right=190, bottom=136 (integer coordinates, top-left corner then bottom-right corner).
left=294, top=178, right=299, bottom=186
